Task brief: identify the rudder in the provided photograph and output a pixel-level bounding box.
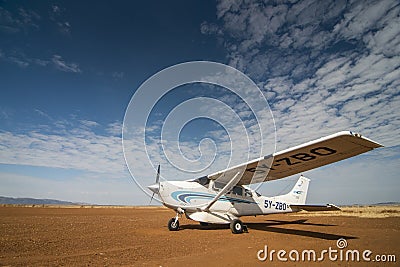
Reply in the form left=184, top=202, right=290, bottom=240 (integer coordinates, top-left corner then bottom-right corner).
left=276, top=175, right=310, bottom=204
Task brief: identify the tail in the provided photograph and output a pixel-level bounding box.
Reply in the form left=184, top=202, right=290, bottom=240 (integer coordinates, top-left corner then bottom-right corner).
left=276, top=175, right=310, bottom=204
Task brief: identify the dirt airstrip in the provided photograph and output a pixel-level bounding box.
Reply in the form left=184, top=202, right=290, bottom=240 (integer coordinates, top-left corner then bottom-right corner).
left=0, top=206, right=398, bottom=266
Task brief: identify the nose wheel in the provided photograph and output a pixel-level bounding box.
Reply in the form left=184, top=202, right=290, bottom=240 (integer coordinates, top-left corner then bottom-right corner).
left=168, top=215, right=180, bottom=231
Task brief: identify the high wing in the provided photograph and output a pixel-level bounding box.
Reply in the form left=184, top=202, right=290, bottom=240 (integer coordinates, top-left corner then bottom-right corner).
left=207, top=131, right=383, bottom=185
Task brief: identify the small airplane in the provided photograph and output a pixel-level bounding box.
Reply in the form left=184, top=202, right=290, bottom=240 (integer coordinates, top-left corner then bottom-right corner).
left=147, top=131, right=382, bottom=234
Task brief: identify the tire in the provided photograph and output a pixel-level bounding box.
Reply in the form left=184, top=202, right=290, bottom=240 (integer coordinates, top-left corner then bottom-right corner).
left=200, top=222, right=209, bottom=226
left=168, top=218, right=179, bottom=231
left=230, top=219, right=243, bottom=234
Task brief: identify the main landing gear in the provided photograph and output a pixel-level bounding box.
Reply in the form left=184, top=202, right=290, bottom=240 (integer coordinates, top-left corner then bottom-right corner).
left=230, top=219, right=246, bottom=234
left=167, top=210, right=247, bottom=234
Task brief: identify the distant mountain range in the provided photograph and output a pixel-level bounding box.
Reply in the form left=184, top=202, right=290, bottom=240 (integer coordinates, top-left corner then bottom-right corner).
left=0, top=196, right=86, bottom=205
left=370, top=202, right=400, bottom=206
left=0, top=196, right=398, bottom=206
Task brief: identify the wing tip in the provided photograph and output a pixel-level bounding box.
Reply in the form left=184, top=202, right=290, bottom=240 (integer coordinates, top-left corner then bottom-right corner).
left=346, top=130, right=384, bottom=148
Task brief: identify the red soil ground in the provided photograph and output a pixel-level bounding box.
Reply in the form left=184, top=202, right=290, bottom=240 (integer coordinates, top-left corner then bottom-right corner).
left=0, top=206, right=398, bottom=266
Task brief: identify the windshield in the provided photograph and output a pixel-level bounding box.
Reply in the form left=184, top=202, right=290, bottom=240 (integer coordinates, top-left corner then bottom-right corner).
left=194, top=176, right=210, bottom=186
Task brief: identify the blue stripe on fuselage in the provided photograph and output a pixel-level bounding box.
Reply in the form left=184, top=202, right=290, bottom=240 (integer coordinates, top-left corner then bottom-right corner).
left=171, top=191, right=256, bottom=205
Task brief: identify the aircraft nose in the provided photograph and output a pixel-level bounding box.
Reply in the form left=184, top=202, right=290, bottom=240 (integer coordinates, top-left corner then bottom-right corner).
left=147, top=184, right=159, bottom=194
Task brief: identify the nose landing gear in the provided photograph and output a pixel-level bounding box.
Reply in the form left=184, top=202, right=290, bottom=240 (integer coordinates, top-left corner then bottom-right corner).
left=168, top=216, right=179, bottom=231
left=168, top=208, right=184, bottom=231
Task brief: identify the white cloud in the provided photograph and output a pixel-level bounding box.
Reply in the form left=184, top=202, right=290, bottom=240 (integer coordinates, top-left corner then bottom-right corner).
left=34, top=108, right=53, bottom=120
left=0, top=125, right=125, bottom=177
left=200, top=22, right=221, bottom=35
left=0, top=5, right=75, bottom=71
left=0, top=6, right=41, bottom=33
left=202, top=0, right=400, bottom=148
left=79, top=119, right=99, bottom=128
left=50, top=4, right=71, bottom=34
left=112, top=71, right=124, bottom=79
left=0, top=51, right=81, bottom=73
left=333, top=0, right=398, bottom=40
left=0, top=50, right=58, bottom=70
left=196, top=0, right=399, bottom=205
left=51, top=54, right=81, bottom=73
left=7, top=56, right=30, bottom=68
left=106, top=121, right=122, bottom=136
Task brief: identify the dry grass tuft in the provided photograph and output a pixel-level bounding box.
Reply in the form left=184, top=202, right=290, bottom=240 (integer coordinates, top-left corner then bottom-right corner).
left=292, top=205, right=400, bottom=218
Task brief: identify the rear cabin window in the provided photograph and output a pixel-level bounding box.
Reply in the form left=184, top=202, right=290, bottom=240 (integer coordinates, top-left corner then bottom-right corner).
left=232, top=186, right=243, bottom=196
left=213, top=183, right=243, bottom=196
left=213, top=181, right=225, bottom=191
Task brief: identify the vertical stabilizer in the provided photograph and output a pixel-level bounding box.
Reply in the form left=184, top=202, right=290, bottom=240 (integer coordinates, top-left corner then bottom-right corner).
left=276, top=175, right=310, bottom=204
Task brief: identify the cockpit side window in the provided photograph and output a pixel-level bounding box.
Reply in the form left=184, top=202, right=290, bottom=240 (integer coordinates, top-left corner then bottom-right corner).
left=232, top=186, right=243, bottom=196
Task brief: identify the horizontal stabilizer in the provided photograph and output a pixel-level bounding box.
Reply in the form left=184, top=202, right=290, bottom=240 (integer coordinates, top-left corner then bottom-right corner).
left=290, top=204, right=340, bottom=212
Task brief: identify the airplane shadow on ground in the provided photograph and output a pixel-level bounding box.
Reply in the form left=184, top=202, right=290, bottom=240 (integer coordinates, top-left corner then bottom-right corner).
left=180, top=219, right=357, bottom=240
left=180, top=224, right=230, bottom=231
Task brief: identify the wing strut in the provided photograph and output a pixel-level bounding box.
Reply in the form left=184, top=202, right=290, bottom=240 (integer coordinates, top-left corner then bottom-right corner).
left=201, top=171, right=241, bottom=212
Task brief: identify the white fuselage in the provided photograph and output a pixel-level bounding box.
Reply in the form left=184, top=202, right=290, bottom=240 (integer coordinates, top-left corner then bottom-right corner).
left=158, top=180, right=297, bottom=224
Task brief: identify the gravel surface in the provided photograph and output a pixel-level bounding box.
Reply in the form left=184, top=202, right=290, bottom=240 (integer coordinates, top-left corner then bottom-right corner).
left=0, top=206, right=398, bottom=266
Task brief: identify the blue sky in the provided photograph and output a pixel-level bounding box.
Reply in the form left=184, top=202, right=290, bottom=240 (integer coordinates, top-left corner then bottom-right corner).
left=0, top=0, right=399, bottom=205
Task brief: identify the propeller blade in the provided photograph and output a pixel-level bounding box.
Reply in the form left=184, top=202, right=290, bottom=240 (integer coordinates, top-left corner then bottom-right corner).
left=148, top=164, right=161, bottom=205
left=149, top=192, right=155, bottom=205
left=156, top=164, right=160, bottom=184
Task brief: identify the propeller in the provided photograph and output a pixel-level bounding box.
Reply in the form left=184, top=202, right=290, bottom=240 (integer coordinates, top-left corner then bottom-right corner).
left=148, top=164, right=160, bottom=205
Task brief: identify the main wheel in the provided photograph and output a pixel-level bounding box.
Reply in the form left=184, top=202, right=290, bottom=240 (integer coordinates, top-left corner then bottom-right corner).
left=168, top=218, right=179, bottom=231
left=230, top=219, right=244, bottom=234
left=200, top=222, right=209, bottom=226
